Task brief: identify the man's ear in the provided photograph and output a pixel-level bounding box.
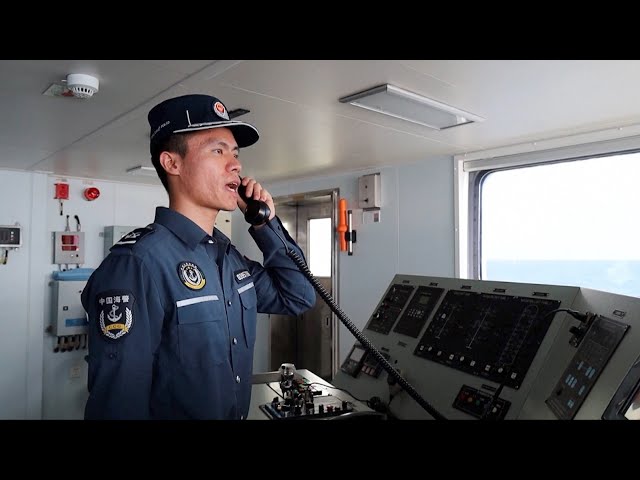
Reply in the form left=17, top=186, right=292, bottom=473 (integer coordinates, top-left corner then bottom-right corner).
left=159, top=151, right=181, bottom=178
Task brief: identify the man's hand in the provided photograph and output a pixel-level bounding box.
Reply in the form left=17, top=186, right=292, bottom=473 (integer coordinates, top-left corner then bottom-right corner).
left=237, top=177, right=276, bottom=224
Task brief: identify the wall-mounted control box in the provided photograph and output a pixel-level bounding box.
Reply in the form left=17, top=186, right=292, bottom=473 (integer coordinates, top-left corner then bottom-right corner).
left=51, top=280, right=88, bottom=335
left=358, top=173, right=381, bottom=210
left=0, top=225, right=21, bottom=248
left=53, top=231, right=85, bottom=264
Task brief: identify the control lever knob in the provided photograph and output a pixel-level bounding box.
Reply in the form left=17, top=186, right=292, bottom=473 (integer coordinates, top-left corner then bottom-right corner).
left=569, top=325, right=582, bottom=336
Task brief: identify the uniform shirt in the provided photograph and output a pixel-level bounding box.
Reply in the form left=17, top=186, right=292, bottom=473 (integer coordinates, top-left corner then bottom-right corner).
left=81, top=206, right=315, bottom=420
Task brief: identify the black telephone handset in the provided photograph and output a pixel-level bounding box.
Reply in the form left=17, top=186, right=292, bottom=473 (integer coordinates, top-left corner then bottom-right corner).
left=237, top=177, right=271, bottom=226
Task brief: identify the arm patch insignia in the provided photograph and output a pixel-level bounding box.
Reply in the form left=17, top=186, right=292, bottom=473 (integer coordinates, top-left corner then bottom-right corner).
left=96, top=290, right=135, bottom=341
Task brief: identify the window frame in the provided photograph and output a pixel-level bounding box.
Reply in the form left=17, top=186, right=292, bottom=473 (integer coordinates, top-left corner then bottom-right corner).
left=454, top=130, right=640, bottom=280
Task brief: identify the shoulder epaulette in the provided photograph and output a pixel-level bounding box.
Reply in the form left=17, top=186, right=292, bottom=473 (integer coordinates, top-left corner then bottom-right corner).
left=112, top=225, right=155, bottom=249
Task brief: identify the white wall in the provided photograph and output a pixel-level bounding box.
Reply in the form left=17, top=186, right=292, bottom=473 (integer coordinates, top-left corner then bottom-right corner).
left=232, top=157, right=455, bottom=373
left=0, top=156, right=454, bottom=417
left=42, top=176, right=168, bottom=419
left=0, top=171, right=42, bottom=419
left=0, top=169, right=167, bottom=419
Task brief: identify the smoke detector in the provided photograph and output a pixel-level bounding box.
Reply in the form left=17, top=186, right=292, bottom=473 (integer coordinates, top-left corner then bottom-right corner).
left=65, top=74, right=99, bottom=99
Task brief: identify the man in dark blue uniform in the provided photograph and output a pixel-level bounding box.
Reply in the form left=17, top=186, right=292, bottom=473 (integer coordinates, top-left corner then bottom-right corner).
left=81, top=94, right=316, bottom=419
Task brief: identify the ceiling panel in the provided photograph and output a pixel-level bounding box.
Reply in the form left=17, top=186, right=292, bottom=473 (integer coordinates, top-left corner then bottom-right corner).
left=0, top=60, right=217, bottom=170
left=398, top=60, right=640, bottom=148
left=142, top=60, right=214, bottom=75
left=40, top=76, right=461, bottom=184
left=2, top=146, right=54, bottom=170
left=3, top=60, right=640, bottom=185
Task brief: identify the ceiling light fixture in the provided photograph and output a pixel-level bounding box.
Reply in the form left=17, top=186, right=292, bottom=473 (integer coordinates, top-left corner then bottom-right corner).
left=126, top=165, right=157, bottom=176
left=339, top=84, right=484, bottom=130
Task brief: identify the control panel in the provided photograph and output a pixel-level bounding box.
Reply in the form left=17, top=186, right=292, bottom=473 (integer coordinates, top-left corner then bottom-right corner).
left=252, top=365, right=374, bottom=420
left=452, top=384, right=510, bottom=420
left=546, top=315, right=628, bottom=419
left=393, top=285, right=444, bottom=338
left=341, top=343, right=390, bottom=378
left=367, top=284, right=414, bottom=334
left=0, top=225, right=21, bottom=248
left=261, top=394, right=354, bottom=420
left=603, top=352, right=640, bottom=420
left=53, top=231, right=85, bottom=265
left=415, top=290, right=560, bottom=389
left=332, top=274, right=640, bottom=420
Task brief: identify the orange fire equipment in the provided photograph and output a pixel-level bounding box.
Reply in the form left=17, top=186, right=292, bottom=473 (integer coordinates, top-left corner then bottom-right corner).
left=337, top=198, right=348, bottom=252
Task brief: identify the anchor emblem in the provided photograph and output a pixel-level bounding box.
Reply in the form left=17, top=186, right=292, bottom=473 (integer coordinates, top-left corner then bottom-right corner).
left=107, top=304, right=122, bottom=323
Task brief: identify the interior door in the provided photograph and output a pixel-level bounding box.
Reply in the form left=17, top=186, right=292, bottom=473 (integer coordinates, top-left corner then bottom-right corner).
left=269, top=191, right=338, bottom=380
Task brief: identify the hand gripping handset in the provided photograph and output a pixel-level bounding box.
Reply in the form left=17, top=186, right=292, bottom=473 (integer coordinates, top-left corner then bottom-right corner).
left=237, top=177, right=271, bottom=226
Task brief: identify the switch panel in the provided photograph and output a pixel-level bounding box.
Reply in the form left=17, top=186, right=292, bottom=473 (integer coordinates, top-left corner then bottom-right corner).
left=453, top=384, right=510, bottom=420
left=358, top=173, right=381, bottom=210
left=546, top=315, right=629, bottom=420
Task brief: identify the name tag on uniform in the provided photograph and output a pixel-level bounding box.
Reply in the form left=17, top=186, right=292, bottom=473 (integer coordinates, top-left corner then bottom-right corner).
left=234, top=269, right=251, bottom=283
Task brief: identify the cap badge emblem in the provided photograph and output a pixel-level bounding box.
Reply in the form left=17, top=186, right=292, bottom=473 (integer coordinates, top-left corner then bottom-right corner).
left=213, top=101, right=229, bottom=120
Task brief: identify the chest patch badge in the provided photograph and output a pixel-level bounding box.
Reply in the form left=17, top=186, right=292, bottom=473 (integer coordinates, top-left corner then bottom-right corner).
left=234, top=269, right=251, bottom=283
left=97, top=291, right=135, bottom=341
left=178, top=261, right=206, bottom=290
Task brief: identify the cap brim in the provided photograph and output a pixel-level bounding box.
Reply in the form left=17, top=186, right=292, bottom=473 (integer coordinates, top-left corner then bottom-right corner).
left=172, top=121, right=259, bottom=148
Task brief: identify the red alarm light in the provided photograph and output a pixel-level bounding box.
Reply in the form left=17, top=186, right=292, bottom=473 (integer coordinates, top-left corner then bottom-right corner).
left=84, top=187, right=100, bottom=201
